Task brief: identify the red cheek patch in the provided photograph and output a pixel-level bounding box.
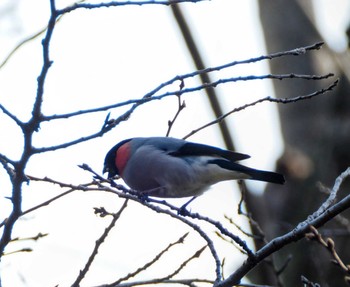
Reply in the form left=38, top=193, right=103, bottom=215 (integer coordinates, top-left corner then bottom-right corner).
left=116, top=142, right=131, bottom=176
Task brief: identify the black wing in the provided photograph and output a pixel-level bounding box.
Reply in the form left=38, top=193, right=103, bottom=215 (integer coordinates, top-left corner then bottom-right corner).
left=169, top=142, right=250, bottom=162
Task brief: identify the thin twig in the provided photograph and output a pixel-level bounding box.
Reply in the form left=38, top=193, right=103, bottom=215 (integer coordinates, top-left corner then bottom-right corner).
left=184, top=79, right=338, bottom=139
left=83, top=164, right=253, bottom=258
left=166, top=80, right=186, bottom=137
left=72, top=200, right=129, bottom=287
left=40, top=163, right=224, bottom=285
left=0, top=1, right=89, bottom=69
left=58, top=0, right=210, bottom=15
left=10, top=233, right=48, bottom=242
left=217, top=167, right=350, bottom=287
left=301, top=275, right=321, bottom=287
left=310, top=167, right=350, bottom=220
left=106, top=233, right=189, bottom=286
left=41, top=72, right=333, bottom=123
left=305, top=226, right=349, bottom=272
left=0, top=104, right=23, bottom=127
left=162, top=245, right=207, bottom=280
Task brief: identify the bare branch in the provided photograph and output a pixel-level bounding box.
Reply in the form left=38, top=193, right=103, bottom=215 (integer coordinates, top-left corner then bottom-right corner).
left=40, top=45, right=331, bottom=123
left=0, top=0, right=61, bottom=257
left=31, top=0, right=57, bottom=131
left=102, top=183, right=223, bottom=284
left=30, top=73, right=336, bottom=155
left=3, top=248, right=32, bottom=256
left=0, top=0, right=341, bottom=284
left=305, top=226, right=350, bottom=284
left=0, top=153, right=16, bottom=180
left=95, top=278, right=214, bottom=287
left=105, top=233, right=189, bottom=286
left=72, top=200, right=129, bottom=287
left=10, top=233, right=48, bottom=242
left=8, top=163, right=224, bottom=285
left=308, top=167, right=350, bottom=221
left=218, top=167, right=350, bottom=287
left=0, top=2, right=91, bottom=69
left=0, top=104, right=23, bottom=127
left=20, top=176, right=94, bottom=217
left=184, top=79, right=338, bottom=139
left=166, top=80, right=186, bottom=137
left=58, top=0, right=210, bottom=15
left=162, top=245, right=207, bottom=280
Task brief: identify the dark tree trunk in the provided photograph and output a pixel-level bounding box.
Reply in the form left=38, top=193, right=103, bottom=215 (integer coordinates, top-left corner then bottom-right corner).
left=245, top=1, right=350, bottom=286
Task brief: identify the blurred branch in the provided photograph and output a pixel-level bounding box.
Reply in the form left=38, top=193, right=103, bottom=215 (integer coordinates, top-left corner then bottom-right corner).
left=0, top=1, right=89, bottom=69
left=0, top=17, right=60, bottom=70
left=306, top=225, right=350, bottom=284
left=301, top=275, right=321, bottom=287
left=296, top=1, right=350, bottom=81
left=236, top=182, right=284, bottom=286
left=171, top=2, right=235, bottom=153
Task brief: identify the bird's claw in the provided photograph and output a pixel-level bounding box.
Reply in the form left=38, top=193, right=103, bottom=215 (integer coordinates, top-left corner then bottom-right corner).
left=177, top=204, right=191, bottom=216
left=137, top=192, right=150, bottom=202
left=177, top=196, right=197, bottom=216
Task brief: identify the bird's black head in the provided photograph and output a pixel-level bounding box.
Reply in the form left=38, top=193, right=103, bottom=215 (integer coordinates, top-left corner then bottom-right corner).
left=103, top=139, right=132, bottom=178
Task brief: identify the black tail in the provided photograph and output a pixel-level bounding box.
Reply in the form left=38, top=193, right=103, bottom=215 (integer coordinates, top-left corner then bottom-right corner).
left=209, top=159, right=285, bottom=184
left=245, top=168, right=285, bottom=184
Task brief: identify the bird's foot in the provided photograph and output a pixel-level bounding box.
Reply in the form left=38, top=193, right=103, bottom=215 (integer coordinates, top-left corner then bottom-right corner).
left=137, top=192, right=150, bottom=202
left=177, top=196, right=197, bottom=216
left=177, top=205, right=191, bottom=216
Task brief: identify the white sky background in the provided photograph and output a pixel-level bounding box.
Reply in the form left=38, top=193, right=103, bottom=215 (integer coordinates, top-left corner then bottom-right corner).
left=0, top=0, right=349, bottom=286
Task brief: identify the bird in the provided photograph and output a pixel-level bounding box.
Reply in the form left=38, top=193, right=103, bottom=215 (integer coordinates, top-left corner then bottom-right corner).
left=103, top=137, right=285, bottom=200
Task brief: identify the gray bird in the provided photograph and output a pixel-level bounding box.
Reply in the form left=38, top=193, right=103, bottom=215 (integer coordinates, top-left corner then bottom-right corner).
left=103, top=137, right=285, bottom=199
